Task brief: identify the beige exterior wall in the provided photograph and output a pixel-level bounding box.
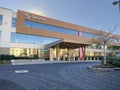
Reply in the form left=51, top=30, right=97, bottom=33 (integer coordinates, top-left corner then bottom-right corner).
left=0, top=47, right=9, bottom=55
left=16, top=10, right=120, bottom=46
left=16, top=10, right=90, bottom=45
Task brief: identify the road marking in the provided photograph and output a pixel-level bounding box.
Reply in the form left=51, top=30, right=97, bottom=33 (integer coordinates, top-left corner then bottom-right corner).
left=15, top=70, right=29, bottom=73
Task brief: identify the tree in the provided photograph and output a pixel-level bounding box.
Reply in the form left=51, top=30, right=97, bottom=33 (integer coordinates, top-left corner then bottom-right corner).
left=90, top=26, right=119, bottom=65
left=98, top=31, right=111, bottom=64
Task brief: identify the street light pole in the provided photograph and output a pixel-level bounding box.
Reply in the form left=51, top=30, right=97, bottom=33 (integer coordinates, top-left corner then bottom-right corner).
left=113, top=0, right=120, bottom=13
left=119, top=0, right=120, bottom=13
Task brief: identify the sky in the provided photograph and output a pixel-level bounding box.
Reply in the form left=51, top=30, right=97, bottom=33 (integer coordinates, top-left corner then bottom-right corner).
left=0, top=0, right=120, bottom=34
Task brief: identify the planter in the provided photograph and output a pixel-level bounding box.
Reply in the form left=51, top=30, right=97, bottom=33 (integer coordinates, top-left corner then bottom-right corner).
left=88, top=65, right=120, bottom=72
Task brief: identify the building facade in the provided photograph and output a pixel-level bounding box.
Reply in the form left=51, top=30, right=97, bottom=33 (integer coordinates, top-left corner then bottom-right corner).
left=0, top=7, right=120, bottom=61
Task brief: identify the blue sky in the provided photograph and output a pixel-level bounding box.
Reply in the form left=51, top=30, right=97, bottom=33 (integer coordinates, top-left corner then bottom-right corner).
left=0, top=0, right=120, bottom=34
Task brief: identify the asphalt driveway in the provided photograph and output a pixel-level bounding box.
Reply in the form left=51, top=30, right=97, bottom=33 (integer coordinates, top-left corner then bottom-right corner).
left=0, top=62, right=120, bottom=90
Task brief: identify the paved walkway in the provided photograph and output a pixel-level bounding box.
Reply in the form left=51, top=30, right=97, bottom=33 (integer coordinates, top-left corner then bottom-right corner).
left=11, top=59, right=100, bottom=65
left=0, top=62, right=120, bottom=90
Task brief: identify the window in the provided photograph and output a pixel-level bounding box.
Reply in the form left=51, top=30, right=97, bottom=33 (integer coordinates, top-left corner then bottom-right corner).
left=12, top=17, right=16, bottom=27
left=0, top=15, right=3, bottom=25
left=11, top=32, right=60, bottom=44
left=82, top=32, right=118, bottom=43
left=0, top=31, right=1, bottom=40
left=82, top=32, right=97, bottom=38
left=108, top=38, right=118, bottom=43
left=10, top=48, right=44, bottom=59
left=24, top=20, right=78, bottom=36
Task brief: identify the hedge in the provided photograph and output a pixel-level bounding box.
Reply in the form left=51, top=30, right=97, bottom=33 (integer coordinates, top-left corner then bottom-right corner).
left=0, top=54, right=39, bottom=60
left=0, top=55, right=15, bottom=60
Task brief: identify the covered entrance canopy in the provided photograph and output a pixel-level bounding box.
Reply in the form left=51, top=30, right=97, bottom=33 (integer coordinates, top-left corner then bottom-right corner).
left=45, top=39, right=89, bottom=49
left=45, top=39, right=89, bottom=61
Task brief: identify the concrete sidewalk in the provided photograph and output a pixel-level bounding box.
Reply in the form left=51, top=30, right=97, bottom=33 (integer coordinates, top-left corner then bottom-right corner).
left=11, top=59, right=100, bottom=65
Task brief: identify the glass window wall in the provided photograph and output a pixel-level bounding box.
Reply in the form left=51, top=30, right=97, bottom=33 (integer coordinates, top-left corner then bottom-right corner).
left=0, top=15, right=3, bottom=25
left=11, top=32, right=60, bottom=44
left=108, top=38, right=118, bottom=43
left=82, top=32, right=118, bottom=43
left=82, top=32, right=97, bottom=38
left=24, top=20, right=78, bottom=36
left=10, top=48, right=44, bottom=59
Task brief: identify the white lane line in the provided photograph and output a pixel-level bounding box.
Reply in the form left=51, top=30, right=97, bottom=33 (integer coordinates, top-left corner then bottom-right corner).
left=15, top=70, right=29, bottom=73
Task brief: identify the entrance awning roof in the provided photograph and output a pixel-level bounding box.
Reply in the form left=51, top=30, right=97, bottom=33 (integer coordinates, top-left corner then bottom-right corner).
left=45, top=39, right=90, bottom=49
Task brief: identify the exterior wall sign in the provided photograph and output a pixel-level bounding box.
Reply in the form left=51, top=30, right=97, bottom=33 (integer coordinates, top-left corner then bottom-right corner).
left=25, top=12, right=46, bottom=21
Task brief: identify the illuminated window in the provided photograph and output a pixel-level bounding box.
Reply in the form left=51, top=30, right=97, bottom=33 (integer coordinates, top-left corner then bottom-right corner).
left=10, top=48, right=44, bottom=59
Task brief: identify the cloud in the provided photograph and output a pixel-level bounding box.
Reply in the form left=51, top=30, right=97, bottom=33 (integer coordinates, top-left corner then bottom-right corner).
left=29, top=9, right=45, bottom=16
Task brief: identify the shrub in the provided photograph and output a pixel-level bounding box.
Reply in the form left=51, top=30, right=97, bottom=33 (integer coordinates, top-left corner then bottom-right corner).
left=107, top=57, right=120, bottom=67
left=0, top=60, right=11, bottom=65
left=111, top=59, right=120, bottom=67
left=0, top=55, right=14, bottom=64
left=0, top=54, right=40, bottom=60
left=0, top=55, right=13, bottom=60
left=98, top=56, right=103, bottom=60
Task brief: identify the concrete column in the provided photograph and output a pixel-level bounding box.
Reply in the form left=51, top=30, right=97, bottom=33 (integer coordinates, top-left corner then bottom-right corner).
left=78, top=31, right=83, bottom=60
left=49, top=48, right=54, bottom=61
left=83, top=46, right=86, bottom=60
left=78, top=48, right=83, bottom=60
left=67, top=49, right=70, bottom=61
left=73, top=54, right=75, bottom=61
left=56, top=45, right=60, bottom=61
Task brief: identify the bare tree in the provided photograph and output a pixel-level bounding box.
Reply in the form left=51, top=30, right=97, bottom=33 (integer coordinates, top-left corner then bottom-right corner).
left=90, top=26, right=119, bottom=65
left=98, top=31, right=112, bottom=64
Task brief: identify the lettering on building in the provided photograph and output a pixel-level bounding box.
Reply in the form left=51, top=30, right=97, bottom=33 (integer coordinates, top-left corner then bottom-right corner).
left=25, top=12, right=46, bottom=21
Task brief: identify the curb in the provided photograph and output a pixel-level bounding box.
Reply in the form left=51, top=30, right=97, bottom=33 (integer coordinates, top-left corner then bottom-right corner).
left=88, top=66, right=120, bottom=72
